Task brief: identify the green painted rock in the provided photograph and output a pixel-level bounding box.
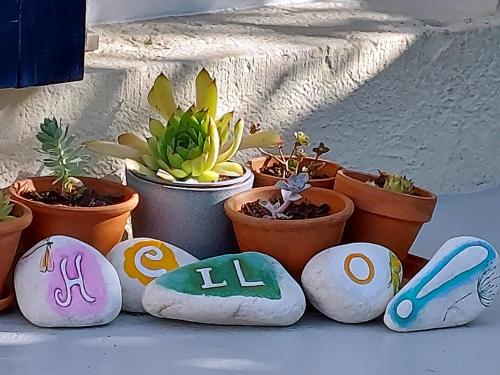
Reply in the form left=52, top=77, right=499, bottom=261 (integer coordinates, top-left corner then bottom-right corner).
left=142, top=252, right=306, bottom=326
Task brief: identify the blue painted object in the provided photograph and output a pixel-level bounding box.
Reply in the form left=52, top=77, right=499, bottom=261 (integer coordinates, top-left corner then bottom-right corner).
left=0, top=0, right=20, bottom=88
left=0, top=0, right=86, bottom=89
left=384, top=236, right=499, bottom=332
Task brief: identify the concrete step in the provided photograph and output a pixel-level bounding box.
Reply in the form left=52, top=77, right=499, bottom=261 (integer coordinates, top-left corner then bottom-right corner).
left=0, top=1, right=498, bottom=193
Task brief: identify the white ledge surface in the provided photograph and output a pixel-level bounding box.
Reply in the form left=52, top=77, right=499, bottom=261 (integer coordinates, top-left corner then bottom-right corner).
left=1, top=186, right=499, bottom=374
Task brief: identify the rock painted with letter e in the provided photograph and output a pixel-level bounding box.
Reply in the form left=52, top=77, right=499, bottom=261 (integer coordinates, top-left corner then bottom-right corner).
left=14, top=236, right=121, bottom=328
left=302, top=243, right=403, bottom=323
left=142, top=252, right=306, bottom=326
left=384, top=236, right=499, bottom=332
left=107, top=237, right=198, bottom=312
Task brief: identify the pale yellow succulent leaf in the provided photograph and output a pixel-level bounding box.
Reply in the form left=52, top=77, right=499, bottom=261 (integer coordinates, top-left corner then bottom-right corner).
left=157, top=158, right=189, bottom=179
left=212, top=161, right=244, bottom=177
left=118, top=133, right=150, bottom=154
left=198, top=170, right=220, bottom=182
left=156, top=169, right=176, bottom=182
left=148, top=73, right=177, bottom=120
left=85, top=141, right=143, bottom=161
left=196, top=68, right=218, bottom=118
left=142, top=154, right=160, bottom=171
left=125, top=159, right=156, bottom=177
left=149, top=118, right=166, bottom=139
left=217, top=118, right=244, bottom=163
left=204, top=117, right=221, bottom=170
left=239, top=130, right=283, bottom=150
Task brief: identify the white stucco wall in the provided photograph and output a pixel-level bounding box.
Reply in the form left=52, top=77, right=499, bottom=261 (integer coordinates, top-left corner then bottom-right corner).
left=1, top=2, right=499, bottom=193
left=87, top=0, right=318, bottom=24
left=87, top=0, right=499, bottom=25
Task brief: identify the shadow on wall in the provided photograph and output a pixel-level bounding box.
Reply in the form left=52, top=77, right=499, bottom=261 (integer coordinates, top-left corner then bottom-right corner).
left=360, top=0, right=499, bottom=26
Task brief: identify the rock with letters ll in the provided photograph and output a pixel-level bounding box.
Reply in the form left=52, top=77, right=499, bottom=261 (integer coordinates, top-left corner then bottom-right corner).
left=142, top=252, right=306, bottom=326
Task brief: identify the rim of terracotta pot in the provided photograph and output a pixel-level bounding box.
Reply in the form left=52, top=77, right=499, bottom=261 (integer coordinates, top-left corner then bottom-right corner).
left=224, top=186, right=354, bottom=229
left=128, top=163, right=253, bottom=189
left=127, top=165, right=254, bottom=192
left=9, top=176, right=139, bottom=214
left=0, top=290, right=14, bottom=313
left=336, top=169, right=437, bottom=222
left=0, top=199, right=33, bottom=235
left=247, top=156, right=342, bottom=183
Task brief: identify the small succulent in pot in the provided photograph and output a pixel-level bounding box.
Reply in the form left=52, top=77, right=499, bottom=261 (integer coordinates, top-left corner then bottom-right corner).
left=0, top=191, right=15, bottom=222
left=35, top=118, right=89, bottom=198
left=241, top=173, right=330, bottom=220
left=22, top=118, right=123, bottom=207
left=367, top=170, right=417, bottom=196
left=259, top=173, right=311, bottom=219
left=255, top=128, right=331, bottom=180
left=87, top=68, right=282, bottom=183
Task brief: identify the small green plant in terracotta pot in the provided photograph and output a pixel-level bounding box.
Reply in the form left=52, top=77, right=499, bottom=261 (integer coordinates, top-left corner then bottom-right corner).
left=9, top=119, right=138, bottom=255
left=225, top=173, right=354, bottom=279
left=248, top=127, right=342, bottom=189
left=0, top=191, right=32, bottom=312
left=334, top=169, right=437, bottom=261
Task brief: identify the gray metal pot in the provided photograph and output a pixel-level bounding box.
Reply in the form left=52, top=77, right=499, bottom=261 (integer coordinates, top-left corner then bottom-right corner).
left=126, top=167, right=254, bottom=259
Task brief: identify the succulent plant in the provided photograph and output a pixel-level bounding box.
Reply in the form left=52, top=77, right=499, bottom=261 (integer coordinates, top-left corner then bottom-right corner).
left=36, top=118, right=89, bottom=195
left=0, top=191, right=15, bottom=222
left=258, top=129, right=330, bottom=179
left=86, top=69, right=282, bottom=183
left=382, top=173, right=415, bottom=195
left=369, top=171, right=416, bottom=195
left=260, top=173, right=310, bottom=219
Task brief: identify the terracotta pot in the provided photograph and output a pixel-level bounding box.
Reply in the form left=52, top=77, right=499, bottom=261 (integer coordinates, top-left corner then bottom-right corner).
left=247, top=156, right=342, bottom=189
left=9, top=177, right=139, bottom=255
left=0, top=200, right=32, bottom=312
left=334, top=170, right=437, bottom=261
left=224, top=187, right=354, bottom=279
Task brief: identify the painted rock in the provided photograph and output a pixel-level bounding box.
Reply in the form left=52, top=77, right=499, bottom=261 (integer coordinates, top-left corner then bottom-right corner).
left=301, top=243, right=402, bottom=323
left=107, top=237, right=198, bottom=312
left=142, top=252, right=306, bottom=326
left=384, top=236, right=499, bottom=332
left=14, top=236, right=122, bottom=328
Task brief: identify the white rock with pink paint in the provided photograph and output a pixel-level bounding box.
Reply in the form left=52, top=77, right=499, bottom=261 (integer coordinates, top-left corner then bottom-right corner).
left=14, top=236, right=122, bottom=328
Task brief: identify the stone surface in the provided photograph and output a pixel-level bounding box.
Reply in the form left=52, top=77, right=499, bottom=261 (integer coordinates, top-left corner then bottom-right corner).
left=142, top=252, right=306, bottom=325
left=107, top=237, right=198, bottom=312
left=14, top=236, right=122, bottom=328
left=301, top=243, right=402, bottom=323
left=385, top=236, right=500, bottom=332
left=0, top=2, right=499, bottom=194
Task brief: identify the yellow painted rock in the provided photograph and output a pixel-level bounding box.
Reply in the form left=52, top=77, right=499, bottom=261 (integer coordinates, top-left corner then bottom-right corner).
left=107, top=237, right=198, bottom=312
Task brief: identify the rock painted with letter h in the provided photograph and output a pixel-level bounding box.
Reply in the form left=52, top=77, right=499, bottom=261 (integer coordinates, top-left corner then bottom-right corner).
left=142, top=252, right=306, bottom=326
left=107, top=237, right=198, bottom=312
left=384, top=236, right=499, bottom=332
left=15, top=236, right=122, bottom=327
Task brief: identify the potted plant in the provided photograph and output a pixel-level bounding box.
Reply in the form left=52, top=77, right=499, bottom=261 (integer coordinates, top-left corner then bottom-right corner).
left=247, top=127, right=342, bottom=189
left=334, top=169, right=437, bottom=261
left=9, top=119, right=139, bottom=255
left=224, top=173, right=354, bottom=279
left=86, top=68, right=282, bottom=259
left=0, top=191, right=32, bottom=312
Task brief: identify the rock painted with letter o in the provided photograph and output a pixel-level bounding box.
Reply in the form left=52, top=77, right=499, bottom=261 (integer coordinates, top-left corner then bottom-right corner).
left=107, top=237, right=198, bottom=312
left=14, top=236, right=121, bottom=328
left=142, top=252, right=306, bottom=326
left=301, top=243, right=402, bottom=323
